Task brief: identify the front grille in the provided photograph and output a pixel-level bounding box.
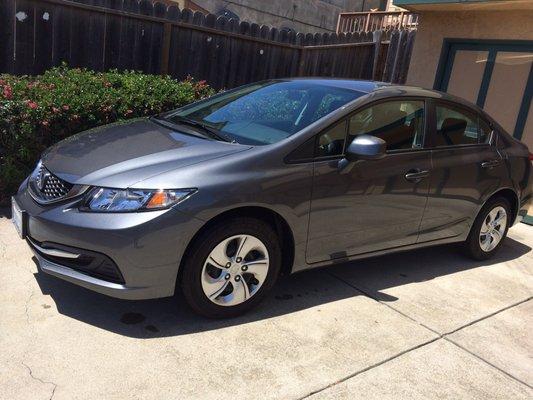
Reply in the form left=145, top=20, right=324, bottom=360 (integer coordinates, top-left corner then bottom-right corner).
left=30, top=164, right=74, bottom=203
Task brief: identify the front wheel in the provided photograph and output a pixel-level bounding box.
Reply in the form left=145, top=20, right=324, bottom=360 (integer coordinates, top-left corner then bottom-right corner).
left=181, top=218, right=281, bottom=318
left=464, top=197, right=510, bottom=260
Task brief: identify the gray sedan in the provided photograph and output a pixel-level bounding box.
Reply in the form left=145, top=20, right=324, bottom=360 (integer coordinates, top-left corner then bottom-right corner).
left=12, top=79, right=533, bottom=317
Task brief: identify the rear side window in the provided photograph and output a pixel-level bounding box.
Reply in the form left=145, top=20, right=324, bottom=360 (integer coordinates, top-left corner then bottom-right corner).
left=478, top=118, right=493, bottom=144
left=434, top=104, right=490, bottom=146
left=348, top=100, right=425, bottom=151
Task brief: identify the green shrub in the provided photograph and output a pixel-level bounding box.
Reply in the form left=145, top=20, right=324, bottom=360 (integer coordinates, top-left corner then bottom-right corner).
left=0, top=66, right=214, bottom=205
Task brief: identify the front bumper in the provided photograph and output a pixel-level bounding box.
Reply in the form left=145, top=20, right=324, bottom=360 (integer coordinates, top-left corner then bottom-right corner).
left=14, top=181, right=204, bottom=300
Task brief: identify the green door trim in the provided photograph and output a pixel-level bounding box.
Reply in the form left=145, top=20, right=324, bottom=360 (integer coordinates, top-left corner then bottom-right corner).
left=434, top=38, right=533, bottom=140
left=475, top=50, right=496, bottom=108
left=514, top=62, right=533, bottom=141
left=523, top=215, right=533, bottom=226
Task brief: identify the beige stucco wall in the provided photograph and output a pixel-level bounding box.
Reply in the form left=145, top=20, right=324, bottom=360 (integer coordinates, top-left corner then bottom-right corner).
left=407, top=10, right=533, bottom=89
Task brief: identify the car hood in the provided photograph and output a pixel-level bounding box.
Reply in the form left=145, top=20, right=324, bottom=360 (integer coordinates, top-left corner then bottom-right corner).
left=42, top=118, right=251, bottom=188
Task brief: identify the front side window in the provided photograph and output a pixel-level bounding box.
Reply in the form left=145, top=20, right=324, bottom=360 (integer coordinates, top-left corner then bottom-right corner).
left=165, top=81, right=364, bottom=145
left=316, top=120, right=347, bottom=158
left=434, top=104, right=490, bottom=146
left=348, top=100, right=425, bottom=151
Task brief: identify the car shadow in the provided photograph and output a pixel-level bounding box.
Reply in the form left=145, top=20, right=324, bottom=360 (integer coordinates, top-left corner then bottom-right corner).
left=0, top=207, right=11, bottom=218
left=32, top=237, right=531, bottom=338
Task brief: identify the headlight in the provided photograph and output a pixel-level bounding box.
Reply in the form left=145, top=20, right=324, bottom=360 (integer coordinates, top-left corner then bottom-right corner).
left=81, top=188, right=196, bottom=212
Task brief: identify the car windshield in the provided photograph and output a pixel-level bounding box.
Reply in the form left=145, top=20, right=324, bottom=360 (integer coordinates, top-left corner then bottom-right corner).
left=164, top=81, right=365, bottom=145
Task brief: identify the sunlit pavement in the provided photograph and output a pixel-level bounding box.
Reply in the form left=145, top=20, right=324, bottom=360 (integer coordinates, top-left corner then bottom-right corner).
left=1, top=213, right=531, bottom=400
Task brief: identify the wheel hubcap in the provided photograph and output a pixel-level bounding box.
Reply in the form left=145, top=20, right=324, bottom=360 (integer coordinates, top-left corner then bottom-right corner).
left=201, top=234, right=269, bottom=306
left=479, top=206, right=507, bottom=252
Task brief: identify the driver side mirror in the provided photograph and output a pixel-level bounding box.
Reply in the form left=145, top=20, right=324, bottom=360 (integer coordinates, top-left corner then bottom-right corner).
left=344, top=135, right=386, bottom=161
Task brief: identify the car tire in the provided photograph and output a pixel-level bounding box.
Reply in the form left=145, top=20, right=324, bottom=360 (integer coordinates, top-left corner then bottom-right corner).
left=464, top=197, right=511, bottom=260
left=180, top=217, right=282, bottom=318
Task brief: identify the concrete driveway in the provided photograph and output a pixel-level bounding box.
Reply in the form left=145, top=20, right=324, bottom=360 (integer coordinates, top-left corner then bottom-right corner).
left=0, top=213, right=532, bottom=400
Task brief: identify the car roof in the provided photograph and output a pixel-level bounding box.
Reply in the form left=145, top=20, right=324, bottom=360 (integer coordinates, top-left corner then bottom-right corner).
left=280, top=77, right=487, bottom=117
left=281, top=77, right=465, bottom=101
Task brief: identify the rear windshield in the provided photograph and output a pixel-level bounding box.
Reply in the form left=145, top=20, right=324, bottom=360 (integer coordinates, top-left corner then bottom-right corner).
left=166, top=81, right=364, bottom=145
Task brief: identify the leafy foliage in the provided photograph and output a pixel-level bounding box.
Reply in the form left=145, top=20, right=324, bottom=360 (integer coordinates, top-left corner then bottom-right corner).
left=0, top=66, right=214, bottom=205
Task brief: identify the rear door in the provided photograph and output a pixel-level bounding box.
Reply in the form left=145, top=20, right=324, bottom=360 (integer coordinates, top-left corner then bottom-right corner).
left=417, top=100, right=508, bottom=242
left=306, top=98, right=431, bottom=263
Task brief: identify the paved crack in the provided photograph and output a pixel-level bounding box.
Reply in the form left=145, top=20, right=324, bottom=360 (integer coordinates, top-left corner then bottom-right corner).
left=442, top=296, right=532, bottom=337
left=327, top=272, right=441, bottom=335
left=445, top=337, right=533, bottom=390
left=301, top=271, right=533, bottom=398
left=24, top=284, right=35, bottom=324
left=297, top=336, right=441, bottom=400
left=22, top=362, right=57, bottom=400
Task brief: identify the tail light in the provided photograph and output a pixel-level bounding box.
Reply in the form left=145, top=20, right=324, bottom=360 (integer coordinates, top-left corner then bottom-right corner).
left=530, top=153, right=533, bottom=161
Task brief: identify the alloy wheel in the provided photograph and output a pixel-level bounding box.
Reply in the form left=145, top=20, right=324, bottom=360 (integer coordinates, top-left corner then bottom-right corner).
left=201, top=234, right=270, bottom=306
left=479, top=206, right=507, bottom=252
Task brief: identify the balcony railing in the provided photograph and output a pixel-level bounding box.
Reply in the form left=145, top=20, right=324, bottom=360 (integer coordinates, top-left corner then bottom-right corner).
left=336, top=11, right=419, bottom=34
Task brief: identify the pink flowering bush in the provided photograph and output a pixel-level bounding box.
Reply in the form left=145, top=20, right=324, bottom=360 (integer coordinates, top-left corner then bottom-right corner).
left=0, top=66, right=214, bottom=204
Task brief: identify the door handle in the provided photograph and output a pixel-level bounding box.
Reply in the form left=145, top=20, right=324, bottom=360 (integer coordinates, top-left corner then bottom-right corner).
left=481, top=160, right=500, bottom=169
left=405, top=169, right=429, bottom=182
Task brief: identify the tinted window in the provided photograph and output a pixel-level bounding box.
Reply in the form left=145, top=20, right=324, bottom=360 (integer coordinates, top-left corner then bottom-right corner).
left=479, top=118, right=493, bottom=144
left=316, top=120, right=347, bottom=158
left=348, top=100, right=425, bottom=151
left=434, top=104, right=490, bottom=146
left=286, top=137, right=315, bottom=162
left=167, top=81, right=364, bottom=145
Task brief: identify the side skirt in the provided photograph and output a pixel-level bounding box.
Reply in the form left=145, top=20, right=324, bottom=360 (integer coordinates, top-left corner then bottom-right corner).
left=291, top=235, right=467, bottom=274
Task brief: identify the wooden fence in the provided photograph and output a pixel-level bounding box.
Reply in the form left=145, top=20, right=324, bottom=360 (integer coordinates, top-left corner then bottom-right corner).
left=0, top=0, right=416, bottom=89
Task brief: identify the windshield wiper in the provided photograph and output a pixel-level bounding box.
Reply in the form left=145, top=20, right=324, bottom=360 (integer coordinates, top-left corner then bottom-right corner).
left=170, top=116, right=235, bottom=143
left=150, top=116, right=207, bottom=140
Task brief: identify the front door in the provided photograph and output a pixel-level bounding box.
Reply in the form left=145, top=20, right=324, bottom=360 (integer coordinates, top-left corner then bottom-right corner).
left=307, top=99, right=431, bottom=264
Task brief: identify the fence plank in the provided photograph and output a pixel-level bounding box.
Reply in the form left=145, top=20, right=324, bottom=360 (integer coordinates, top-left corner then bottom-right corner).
left=137, top=0, right=154, bottom=73
left=188, top=11, right=205, bottom=81
left=398, top=30, right=416, bottom=84
left=69, top=0, right=88, bottom=68
left=103, top=0, right=124, bottom=70
left=51, top=0, right=71, bottom=67
left=225, top=18, right=241, bottom=88
left=391, top=29, right=408, bottom=83
left=118, top=0, right=137, bottom=71
left=257, top=25, right=271, bottom=81
left=236, top=21, right=251, bottom=85
left=277, top=29, right=291, bottom=78
left=201, top=13, right=216, bottom=83
left=33, top=1, right=54, bottom=74
left=150, top=1, right=166, bottom=74
left=165, top=5, right=180, bottom=77
left=210, top=16, right=229, bottom=89
left=266, top=27, right=280, bottom=79
left=14, top=0, right=35, bottom=75
left=171, top=7, right=193, bottom=80
left=371, top=30, right=382, bottom=81
left=0, top=0, right=15, bottom=73
left=248, top=23, right=261, bottom=83
left=86, top=0, right=106, bottom=71
left=382, top=29, right=399, bottom=82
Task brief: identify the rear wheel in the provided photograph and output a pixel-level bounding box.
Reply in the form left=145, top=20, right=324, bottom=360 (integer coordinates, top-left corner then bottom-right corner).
left=181, top=218, right=281, bottom=318
left=464, top=197, right=510, bottom=260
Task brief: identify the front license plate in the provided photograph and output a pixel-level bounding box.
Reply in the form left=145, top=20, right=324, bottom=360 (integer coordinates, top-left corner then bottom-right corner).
left=11, top=197, right=26, bottom=239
